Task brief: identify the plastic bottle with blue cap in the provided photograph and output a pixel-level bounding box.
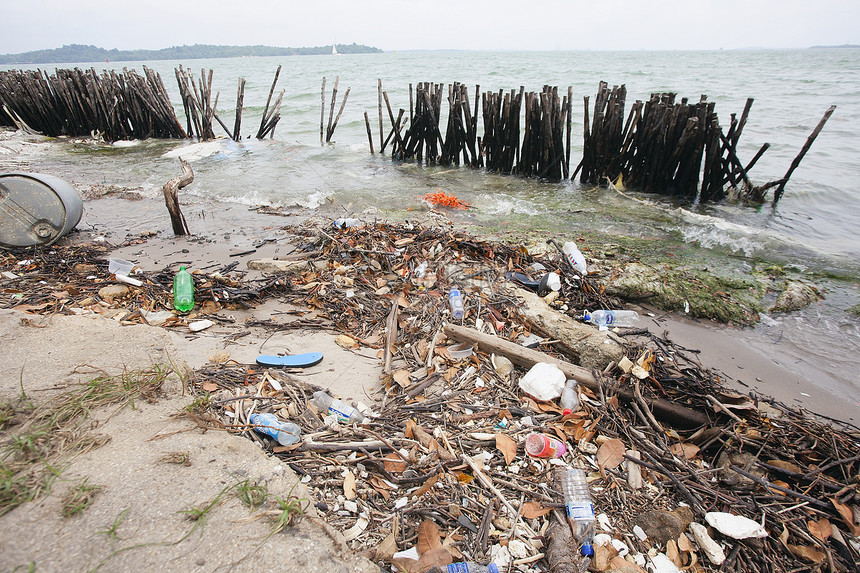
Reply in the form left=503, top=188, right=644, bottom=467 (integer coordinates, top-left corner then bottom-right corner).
left=561, top=468, right=596, bottom=558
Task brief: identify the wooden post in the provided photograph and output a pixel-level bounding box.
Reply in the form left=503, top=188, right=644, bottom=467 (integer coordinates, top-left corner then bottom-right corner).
left=232, top=77, right=245, bottom=141
left=320, top=77, right=326, bottom=145
left=377, top=79, right=384, bottom=152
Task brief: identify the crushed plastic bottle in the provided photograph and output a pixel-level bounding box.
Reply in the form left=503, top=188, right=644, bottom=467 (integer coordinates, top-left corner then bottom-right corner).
left=310, top=391, right=366, bottom=424
left=446, top=562, right=500, bottom=573
left=173, top=265, right=194, bottom=312
left=414, top=261, right=428, bottom=278
left=560, top=379, right=579, bottom=415
left=562, top=241, right=588, bottom=275
left=561, top=468, right=596, bottom=557
left=583, top=309, right=639, bottom=328
left=249, top=413, right=301, bottom=446
left=449, top=288, right=465, bottom=320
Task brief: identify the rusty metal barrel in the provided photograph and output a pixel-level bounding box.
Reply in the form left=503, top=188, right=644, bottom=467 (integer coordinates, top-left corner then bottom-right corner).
left=0, top=172, right=83, bottom=248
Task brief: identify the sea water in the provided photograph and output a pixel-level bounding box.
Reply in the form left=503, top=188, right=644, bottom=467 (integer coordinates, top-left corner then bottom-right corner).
left=2, top=49, right=859, bottom=410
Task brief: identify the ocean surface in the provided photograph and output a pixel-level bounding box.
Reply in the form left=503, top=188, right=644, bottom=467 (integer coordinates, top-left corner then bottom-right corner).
left=2, top=49, right=859, bottom=409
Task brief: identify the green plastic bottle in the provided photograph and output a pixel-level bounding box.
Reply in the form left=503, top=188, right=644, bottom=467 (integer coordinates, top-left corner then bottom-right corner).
left=173, top=266, right=194, bottom=312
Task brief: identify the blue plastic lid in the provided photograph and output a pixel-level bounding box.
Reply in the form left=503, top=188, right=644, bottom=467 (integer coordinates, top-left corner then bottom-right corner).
left=582, top=312, right=591, bottom=321
left=581, top=543, right=595, bottom=557
left=488, top=565, right=500, bottom=573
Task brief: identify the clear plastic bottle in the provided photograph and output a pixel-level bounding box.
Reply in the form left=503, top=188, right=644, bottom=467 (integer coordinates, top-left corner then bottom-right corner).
left=560, top=379, right=579, bottom=416
left=310, top=391, right=366, bottom=424
left=583, top=309, right=639, bottom=328
left=333, top=217, right=363, bottom=229
left=173, top=265, right=194, bottom=312
left=446, top=562, right=500, bottom=573
left=449, top=288, right=465, bottom=320
left=248, top=413, right=301, bottom=446
left=562, top=241, right=588, bottom=275
left=561, top=468, right=596, bottom=557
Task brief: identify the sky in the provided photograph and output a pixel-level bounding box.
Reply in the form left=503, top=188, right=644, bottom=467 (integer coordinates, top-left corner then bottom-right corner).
left=2, top=0, right=858, bottom=54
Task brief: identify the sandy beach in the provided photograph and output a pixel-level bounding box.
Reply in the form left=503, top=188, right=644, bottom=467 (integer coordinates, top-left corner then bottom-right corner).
left=1, top=166, right=858, bottom=571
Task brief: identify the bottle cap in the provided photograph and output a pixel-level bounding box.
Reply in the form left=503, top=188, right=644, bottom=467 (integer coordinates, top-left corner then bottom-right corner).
left=562, top=408, right=572, bottom=416
left=582, top=312, right=591, bottom=322
left=581, top=543, right=594, bottom=557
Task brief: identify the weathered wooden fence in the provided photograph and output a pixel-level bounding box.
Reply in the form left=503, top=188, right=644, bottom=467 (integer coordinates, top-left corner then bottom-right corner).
left=0, top=65, right=834, bottom=205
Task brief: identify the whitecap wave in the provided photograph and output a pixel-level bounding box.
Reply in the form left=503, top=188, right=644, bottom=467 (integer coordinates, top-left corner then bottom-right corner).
left=162, top=140, right=224, bottom=161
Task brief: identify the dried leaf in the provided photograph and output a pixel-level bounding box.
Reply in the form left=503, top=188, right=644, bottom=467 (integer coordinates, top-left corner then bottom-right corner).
left=677, top=532, right=695, bottom=553
left=418, top=547, right=452, bottom=570
left=596, top=438, right=626, bottom=470
left=404, top=419, right=416, bottom=439
left=417, top=519, right=442, bottom=554
left=495, top=433, right=518, bottom=465
left=830, top=498, right=860, bottom=536
left=393, top=369, right=412, bottom=387
left=343, top=471, right=357, bottom=500
left=201, top=382, right=218, bottom=392
left=375, top=525, right=398, bottom=561
left=414, top=474, right=439, bottom=498
left=669, top=443, right=700, bottom=460
left=521, top=501, right=552, bottom=519
left=808, top=517, right=833, bottom=541
left=383, top=453, right=406, bottom=474
left=666, top=539, right=682, bottom=567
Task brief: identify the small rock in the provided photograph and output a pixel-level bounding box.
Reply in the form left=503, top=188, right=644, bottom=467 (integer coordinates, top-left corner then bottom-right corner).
left=98, top=284, right=129, bottom=302
left=768, top=281, right=823, bottom=313
left=637, top=506, right=694, bottom=546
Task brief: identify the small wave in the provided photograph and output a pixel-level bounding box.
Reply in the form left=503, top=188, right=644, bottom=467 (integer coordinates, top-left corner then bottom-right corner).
left=162, top=140, right=224, bottom=161
left=674, top=208, right=765, bottom=256
left=479, top=194, right=542, bottom=216
left=111, top=140, right=141, bottom=148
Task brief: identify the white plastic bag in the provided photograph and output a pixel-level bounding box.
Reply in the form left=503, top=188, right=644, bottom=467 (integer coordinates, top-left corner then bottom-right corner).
left=518, top=362, right=565, bottom=401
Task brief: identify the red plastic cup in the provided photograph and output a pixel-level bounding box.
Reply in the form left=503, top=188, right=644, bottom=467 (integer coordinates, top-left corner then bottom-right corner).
left=525, top=433, right=567, bottom=458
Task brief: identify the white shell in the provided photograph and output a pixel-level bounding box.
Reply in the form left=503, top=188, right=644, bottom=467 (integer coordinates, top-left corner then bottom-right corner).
left=689, top=522, right=726, bottom=565
left=705, top=511, right=768, bottom=539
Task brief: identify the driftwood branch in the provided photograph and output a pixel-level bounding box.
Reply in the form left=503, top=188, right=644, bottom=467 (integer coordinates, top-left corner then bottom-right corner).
left=443, top=323, right=709, bottom=428
left=162, top=157, right=193, bottom=235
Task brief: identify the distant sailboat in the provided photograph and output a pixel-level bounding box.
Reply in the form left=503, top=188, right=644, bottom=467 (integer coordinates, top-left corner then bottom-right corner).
left=332, top=44, right=339, bottom=55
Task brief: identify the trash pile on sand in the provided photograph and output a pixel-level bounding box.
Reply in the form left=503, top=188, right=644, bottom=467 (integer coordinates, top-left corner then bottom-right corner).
left=2, top=217, right=858, bottom=573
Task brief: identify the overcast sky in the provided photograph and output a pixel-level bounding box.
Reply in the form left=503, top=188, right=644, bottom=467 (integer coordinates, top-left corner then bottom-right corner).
left=2, top=0, right=858, bottom=53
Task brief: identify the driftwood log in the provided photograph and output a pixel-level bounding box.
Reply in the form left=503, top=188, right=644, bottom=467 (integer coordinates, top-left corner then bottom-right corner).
left=162, top=157, right=193, bottom=235
left=443, top=323, right=710, bottom=429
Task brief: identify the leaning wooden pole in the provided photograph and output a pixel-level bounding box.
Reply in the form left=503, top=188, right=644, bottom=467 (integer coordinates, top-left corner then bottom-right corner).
left=363, top=110, right=375, bottom=153
left=162, top=157, right=193, bottom=236
left=772, top=105, right=836, bottom=206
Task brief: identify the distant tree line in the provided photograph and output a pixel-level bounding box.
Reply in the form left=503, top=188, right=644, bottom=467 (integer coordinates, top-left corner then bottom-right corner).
left=0, top=43, right=383, bottom=65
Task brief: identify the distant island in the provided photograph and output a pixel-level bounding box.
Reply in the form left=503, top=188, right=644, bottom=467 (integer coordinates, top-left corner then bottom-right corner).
left=810, top=44, right=859, bottom=49
left=0, top=43, right=383, bottom=65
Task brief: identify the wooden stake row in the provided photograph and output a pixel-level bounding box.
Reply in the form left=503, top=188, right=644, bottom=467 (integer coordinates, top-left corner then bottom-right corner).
left=0, top=67, right=187, bottom=141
